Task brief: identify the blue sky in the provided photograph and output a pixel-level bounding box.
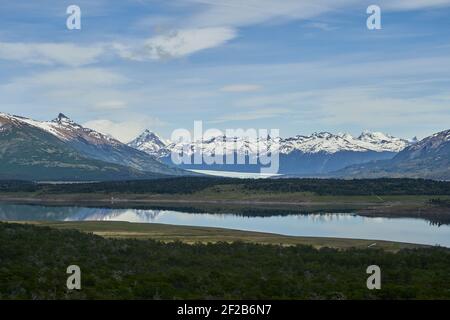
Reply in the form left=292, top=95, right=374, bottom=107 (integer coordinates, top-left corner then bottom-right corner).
left=0, top=0, right=449, bottom=142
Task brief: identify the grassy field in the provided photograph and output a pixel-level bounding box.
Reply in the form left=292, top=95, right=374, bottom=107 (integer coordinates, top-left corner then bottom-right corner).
left=13, top=220, right=427, bottom=252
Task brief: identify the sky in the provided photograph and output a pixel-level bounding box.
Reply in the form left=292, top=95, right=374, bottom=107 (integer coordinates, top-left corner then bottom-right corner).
left=0, top=0, right=449, bottom=142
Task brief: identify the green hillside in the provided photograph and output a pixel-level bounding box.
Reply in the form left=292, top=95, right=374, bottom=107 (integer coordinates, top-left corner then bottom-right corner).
left=0, top=121, right=162, bottom=181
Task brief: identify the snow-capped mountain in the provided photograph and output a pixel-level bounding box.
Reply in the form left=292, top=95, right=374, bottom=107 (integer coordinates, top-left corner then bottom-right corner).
left=0, top=112, right=185, bottom=180
left=19, top=113, right=120, bottom=144
left=279, top=131, right=409, bottom=154
left=355, top=131, right=410, bottom=152
left=395, top=129, right=450, bottom=161
left=128, top=129, right=412, bottom=175
left=129, top=130, right=409, bottom=158
left=4, top=111, right=446, bottom=179
left=2, top=112, right=127, bottom=148
left=128, top=130, right=170, bottom=157
left=334, top=129, right=450, bottom=180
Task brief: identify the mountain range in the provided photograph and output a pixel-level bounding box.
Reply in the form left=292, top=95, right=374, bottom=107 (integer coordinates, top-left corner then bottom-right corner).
left=334, top=129, right=450, bottom=180
left=128, top=129, right=412, bottom=175
left=0, top=112, right=185, bottom=181
left=1, top=111, right=449, bottom=181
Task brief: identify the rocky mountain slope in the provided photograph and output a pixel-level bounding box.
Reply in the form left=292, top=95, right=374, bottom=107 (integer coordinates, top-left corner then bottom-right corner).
left=0, top=112, right=185, bottom=180
left=334, top=129, right=450, bottom=180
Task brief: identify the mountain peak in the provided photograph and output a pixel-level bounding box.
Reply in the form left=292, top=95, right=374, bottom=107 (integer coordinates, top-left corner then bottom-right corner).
left=143, top=129, right=159, bottom=137
left=53, top=113, right=74, bottom=124
left=137, top=129, right=165, bottom=142
left=311, top=131, right=334, bottom=138
left=128, top=129, right=168, bottom=154
left=358, top=130, right=390, bottom=139
left=406, top=128, right=450, bottom=154
left=338, top=132, right=353, bottom=140
left=128, top=129, right=412, bottom=157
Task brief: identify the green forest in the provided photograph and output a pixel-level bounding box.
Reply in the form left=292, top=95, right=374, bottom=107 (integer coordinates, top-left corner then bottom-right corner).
left=1, top=222, right=449, bottom=300
left=1, top=177, right=450, bottom=196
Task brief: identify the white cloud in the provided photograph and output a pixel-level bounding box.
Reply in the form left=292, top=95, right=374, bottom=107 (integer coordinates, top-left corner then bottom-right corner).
left=114, top=27, right=237, bottom=61
left=1, top=1, right=448, bottom=68
left=0, top=42, right=105, bottom=66
left=220, top=84, right=262, bottom=92
left=83, top=117, right=166, bottom=143
left=0, top=28, right=237, bottom=65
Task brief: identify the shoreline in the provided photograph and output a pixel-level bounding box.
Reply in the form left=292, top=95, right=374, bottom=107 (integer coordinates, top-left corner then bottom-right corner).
left=6, top=220, right=430, bottom=252
left=0, top=193, right=449, bottom=224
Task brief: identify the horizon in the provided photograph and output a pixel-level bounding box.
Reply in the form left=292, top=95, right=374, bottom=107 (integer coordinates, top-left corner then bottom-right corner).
left=0, top=1, right=449, bottom=142
left=1, top=110, right=421, bottom=143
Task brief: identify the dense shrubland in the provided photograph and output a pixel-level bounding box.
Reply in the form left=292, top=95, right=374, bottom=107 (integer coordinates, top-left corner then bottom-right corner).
left=1, top=222, right=449, bottom=300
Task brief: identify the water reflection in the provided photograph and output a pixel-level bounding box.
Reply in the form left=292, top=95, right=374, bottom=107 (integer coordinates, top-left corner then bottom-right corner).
left=65, top=208, right=162, bottom=222
left=1, top=204, right=449, bottom=247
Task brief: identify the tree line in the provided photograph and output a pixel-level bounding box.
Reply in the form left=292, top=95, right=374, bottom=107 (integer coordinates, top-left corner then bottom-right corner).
left=1, top=177, right=449, bottom=196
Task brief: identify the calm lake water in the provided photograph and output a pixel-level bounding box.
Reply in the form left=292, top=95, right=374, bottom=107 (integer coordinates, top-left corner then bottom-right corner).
left=1, top=203, right=449, bottom=247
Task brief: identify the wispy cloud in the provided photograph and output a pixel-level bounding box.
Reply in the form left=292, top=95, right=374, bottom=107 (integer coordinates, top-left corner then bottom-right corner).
left=0, top=27, right=237, bottom=66
left=2, top=1, right=447, bottom=68
left=220, top=84, right=262, bottom=92
left=114, top=27, right=237, bottom=61
left=0, top=42, right=105, bottom=66
left=0, top=0, right=449, bottom=141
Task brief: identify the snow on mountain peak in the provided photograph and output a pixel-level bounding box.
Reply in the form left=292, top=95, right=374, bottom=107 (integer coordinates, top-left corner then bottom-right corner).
left=338, top=132, right=354, bottom=141
left=128, top=128, right=411, bottom=158
left=2, top=111, right=412, bottom=158
left=143, top=130, right=165, bottom=143
left=132, top=129, right=166, bottom=145
left=0, top=112, right=123, bottom=147
left=359, top=130, right=391, bottom=141
left=406, top=129, right=450, bottom=153
left=357, top=130, right=410, bottom=152
left=128, top=129, right=168, bottom=155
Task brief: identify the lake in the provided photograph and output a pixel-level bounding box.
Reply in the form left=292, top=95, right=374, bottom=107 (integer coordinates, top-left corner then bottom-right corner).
left=1, top=203, right=449, bottom=247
